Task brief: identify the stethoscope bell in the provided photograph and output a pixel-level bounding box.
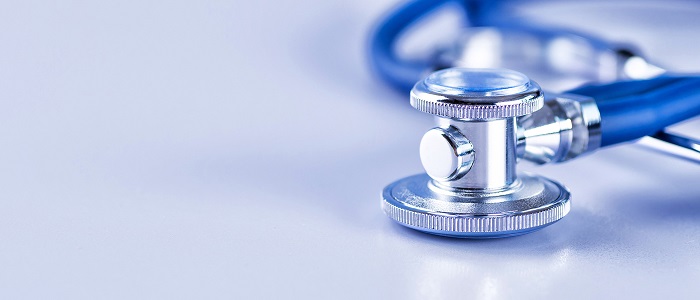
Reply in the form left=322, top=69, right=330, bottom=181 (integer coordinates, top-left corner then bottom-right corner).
left=382, top=68, right=571, bottom=238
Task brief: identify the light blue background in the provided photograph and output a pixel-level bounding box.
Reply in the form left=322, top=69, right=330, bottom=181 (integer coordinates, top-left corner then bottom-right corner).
left=0, top=0, right=699, bottom=298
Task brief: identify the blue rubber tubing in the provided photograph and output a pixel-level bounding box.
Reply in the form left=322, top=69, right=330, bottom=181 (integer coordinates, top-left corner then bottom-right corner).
left=369, top=0, right=700, bottom=147
left=367, top=0, right=612, bottom=93
left=368, top=0, right=459, bottom=92
left=566, top=76, right=700, bottom=146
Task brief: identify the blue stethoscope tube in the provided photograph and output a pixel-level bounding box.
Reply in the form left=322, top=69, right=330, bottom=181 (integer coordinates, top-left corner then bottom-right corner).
left=369, top=0, right=700, bottom=147
left=569, top=77, right=700, bottom=146
left=369, top=0, right=449, bottom=93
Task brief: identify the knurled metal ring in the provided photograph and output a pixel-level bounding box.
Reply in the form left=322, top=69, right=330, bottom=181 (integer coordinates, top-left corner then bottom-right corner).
left=410, top=88, right=544, bottom=119
left=381, top=173, right=571, bottom=238
left=409, top=68, right=545, bottom=119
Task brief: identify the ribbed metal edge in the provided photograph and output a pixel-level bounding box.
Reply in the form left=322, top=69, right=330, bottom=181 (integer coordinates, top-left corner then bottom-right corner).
left=381, top=197, right=569, bottom=233
left=410, top=92, right=544, bottom=119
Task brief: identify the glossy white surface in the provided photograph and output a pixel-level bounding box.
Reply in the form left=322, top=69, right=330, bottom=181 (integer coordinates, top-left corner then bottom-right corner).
left=0, top=0, right=699, bottom=299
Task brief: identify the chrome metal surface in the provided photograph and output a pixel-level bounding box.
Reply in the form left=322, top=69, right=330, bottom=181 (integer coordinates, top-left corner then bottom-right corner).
left=517, top=93, right=602, bottom=164
left=419, top=127, right=475, bottom=181
left=617, top=50, right=667, bottom=79
left=437, top=117, right=517, bottom=190
left=383, top=68, right=570, bottom=238
left=410, top=68, right=544, bottom=119
left=382, top=173, right=570, bottom=238
left=637, top=130, right=700, bottom=164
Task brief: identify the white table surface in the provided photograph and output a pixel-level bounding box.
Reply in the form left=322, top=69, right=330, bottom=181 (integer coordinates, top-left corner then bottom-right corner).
left=1, top=0, right=699, bottom=299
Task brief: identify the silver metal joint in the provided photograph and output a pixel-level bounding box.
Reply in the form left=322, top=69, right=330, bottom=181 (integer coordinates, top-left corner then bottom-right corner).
left=382, top=68, right=571, bottom=238
left=517, top=93, right=602, bottom=164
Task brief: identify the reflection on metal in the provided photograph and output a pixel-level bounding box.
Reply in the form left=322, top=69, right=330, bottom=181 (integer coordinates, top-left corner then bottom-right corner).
left=638, top=130, right=700, bottom=164
left=518, top=93, right=602, bottom=164
left=623, top=56, right=666, bottom=79
left=383, top=68, right=572, bottom=238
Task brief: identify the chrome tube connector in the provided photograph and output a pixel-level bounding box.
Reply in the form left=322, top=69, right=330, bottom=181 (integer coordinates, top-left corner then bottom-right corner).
left=517, top=93, right=602, bottom=164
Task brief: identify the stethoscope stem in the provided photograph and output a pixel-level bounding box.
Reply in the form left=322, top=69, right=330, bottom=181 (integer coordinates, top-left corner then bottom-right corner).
left=641, top=130, right=700, bottom=164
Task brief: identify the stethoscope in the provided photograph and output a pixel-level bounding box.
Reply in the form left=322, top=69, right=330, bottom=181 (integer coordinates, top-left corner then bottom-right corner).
left=370, top=0, right=700, bottom=238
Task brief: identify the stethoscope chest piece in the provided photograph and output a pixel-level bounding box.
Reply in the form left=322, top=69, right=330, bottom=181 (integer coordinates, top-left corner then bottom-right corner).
left=382, top=68, right=571, bottom=238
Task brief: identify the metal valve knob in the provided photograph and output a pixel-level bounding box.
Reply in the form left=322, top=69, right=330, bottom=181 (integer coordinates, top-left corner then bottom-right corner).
left=382, top=68, right=571, bottom=238
left=419, top=127, right=474, bottom=181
